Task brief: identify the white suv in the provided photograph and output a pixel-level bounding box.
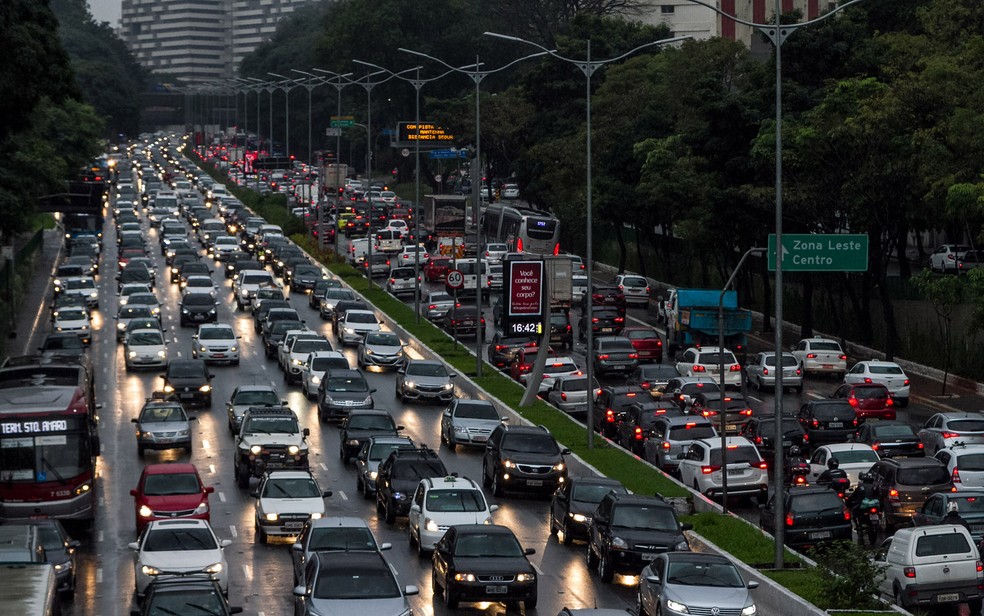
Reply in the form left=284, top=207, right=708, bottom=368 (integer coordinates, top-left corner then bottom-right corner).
left=407, top=476, right=497, bottom=555
left=253, top=471, right=331, bottom=544
left=935, top=444, right=984, bottom=490
left=677, top=437, right=768, bottom=501
left=675, top=347, right=741, bottom=389
left=874, top=524, right=983, bottom=611
left=614, top=274, right=650, bottom=306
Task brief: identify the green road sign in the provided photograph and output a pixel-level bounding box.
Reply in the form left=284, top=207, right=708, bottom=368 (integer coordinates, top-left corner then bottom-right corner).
left=768, top=234, right=868, bottom=272
left=330, top=115, right=354, bottom=128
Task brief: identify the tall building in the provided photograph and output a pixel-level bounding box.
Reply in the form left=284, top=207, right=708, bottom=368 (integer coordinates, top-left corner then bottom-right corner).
left=120, top=0, right=318, bottom=85
left=640, top=0, right=839, bottom=52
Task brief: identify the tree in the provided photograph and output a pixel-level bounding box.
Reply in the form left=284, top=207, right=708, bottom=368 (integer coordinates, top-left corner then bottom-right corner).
left=912, top=270, right=963, bottom=394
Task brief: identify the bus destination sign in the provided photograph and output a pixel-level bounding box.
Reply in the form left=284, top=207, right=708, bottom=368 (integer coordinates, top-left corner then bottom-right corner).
left=1, top=419, right=72, bottom=435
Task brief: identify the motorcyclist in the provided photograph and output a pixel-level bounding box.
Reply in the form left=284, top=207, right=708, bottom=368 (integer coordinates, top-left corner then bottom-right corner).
left=816, top=457, right=848, bottom=486
left=784, top=446, right=809, bottom=484
left=943, top=501, right=972, bottom=533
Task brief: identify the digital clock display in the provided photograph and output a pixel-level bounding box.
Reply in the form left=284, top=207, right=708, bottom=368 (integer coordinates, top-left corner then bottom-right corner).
left=508, top=321, right=542, bottom=335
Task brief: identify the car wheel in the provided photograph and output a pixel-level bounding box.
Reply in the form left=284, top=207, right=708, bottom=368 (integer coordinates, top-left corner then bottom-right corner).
left=447, top=434, right=457, bottom=452
left=444, top=584, right=458, bottom=610
left=384, top=500, right=395, bottom=524
left=491, top=471, right=503, bottom=497
left=599, top=551, right=615, bottom=583
left=137, top=444, right=145, bottom=457
left=339, top=448, right=347, bottom=465
left=482, top=461, right=492, bottom=488
left=894, top=587, right=906, bottom=608
left=185, top=444, right=193, bottom=454
left=431, top=568, right=442, bottom=594
left=561, top=519, right=574, bottom=546
left=524, top=593, right=537, bottom=610
left=586, top=543, right=599, bottom=569
left=408, top=524, right=418, bottom=549
left=897, top=397, right=909, bottom=408
left=236, top=464, right=249, bottom=489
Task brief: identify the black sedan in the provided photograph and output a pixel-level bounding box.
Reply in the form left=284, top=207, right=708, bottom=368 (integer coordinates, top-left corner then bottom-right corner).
left=432, top=524, right=538, bottom=610
left=161, top=359, right=213, bottom=407
left=854, top=420, right=925, bottom=458
left=549, top=477, right=628, bottom=545
left=179, top=292, right=218, bottom=327
left=577, top=308, right=624, bottom=341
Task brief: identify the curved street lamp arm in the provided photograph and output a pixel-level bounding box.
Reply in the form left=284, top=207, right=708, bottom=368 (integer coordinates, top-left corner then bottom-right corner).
left=485, top=32, right=689, bottom=66
left=680, top=0, right=867, bottom=31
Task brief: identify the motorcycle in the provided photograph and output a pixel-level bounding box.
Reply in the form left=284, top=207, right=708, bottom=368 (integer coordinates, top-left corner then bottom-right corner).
left=852, top=495, right=882, bottom=545
left=817, top=471, right=851, bottom=499
left=786, top=461, right=810, bottom=487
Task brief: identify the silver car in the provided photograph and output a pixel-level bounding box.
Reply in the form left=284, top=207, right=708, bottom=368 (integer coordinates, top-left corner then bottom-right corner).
left=356, top=331, right=406, bottom=371
left=638, top=552, right=758, bottom=616
left=354, top=436, right=415, bottom=497
left=440, top=399, right=505, bottom=450
left=421, top=291, right=456, bottom=322
left=546, top=373, right=598, bottom=416
left=746, top=351, right=803, bottom=392
left=319, top=288, right=356, bottom=319
left=132, top=398, right=195, bottom=456
left=293, top=550, right=418, bottom=615
left=396, top=359, right=456, bottom=404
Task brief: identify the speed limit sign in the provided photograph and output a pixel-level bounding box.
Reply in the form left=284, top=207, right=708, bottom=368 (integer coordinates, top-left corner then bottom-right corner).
left=446, top=269, right=464, bottom=289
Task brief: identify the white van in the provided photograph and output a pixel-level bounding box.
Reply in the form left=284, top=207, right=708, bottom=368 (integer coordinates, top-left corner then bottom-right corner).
left=875, top=524, right=983, bottom=610
left=349, top=238, right=370, bottom=265
left=446, top=258, right=490, bottom=297
left=374, top=229, right=403, bottom=254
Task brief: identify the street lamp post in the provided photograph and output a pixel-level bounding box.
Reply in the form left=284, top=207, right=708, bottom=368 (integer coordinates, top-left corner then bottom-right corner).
left=680, top=0, right=865, bottom=567
left=312, top=69, right=356, bottom=168
left=269, top=73, right=302, bottom=161
left=399, top=47, right=554, bottom=377
left=290, top=70, right=326, bottom=165
left=486, top=32, right=688, bottom=447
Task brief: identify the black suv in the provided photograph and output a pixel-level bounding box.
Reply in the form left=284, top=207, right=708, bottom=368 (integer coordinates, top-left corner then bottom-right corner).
left=375, top=446, right=447, bottom=523
left=160, top=359, right=213, bottom=407
left=549, top=476, right=628, bottom=545
left=759, top=486, right=852, bottom=550
left=593, top=385, right=648, bottom=440
left=586, top=492, right=691, bottom=583
left=482, top=424, right=570, bottom=496
left=338, top=409, right=403, bottom=464
left=548, top=310, right=573, bottom=351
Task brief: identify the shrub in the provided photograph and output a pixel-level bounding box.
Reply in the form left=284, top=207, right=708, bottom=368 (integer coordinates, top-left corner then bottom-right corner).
left=812, top=541, right=886, bottom=610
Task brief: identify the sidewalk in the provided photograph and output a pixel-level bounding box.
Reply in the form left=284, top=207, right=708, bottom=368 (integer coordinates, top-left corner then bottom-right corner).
left=10, top=228, right=64, bottom=357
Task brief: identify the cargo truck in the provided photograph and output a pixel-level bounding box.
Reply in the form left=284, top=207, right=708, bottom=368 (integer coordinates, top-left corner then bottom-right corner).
left=663, top=288, right=752, bottom=360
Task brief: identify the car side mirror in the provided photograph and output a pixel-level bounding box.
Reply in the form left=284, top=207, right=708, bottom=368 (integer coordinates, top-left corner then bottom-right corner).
left=748, top=581, right=759, bottom=589
left=501, top=417, right=509, bottom=422
left=645, top=574, right=661, bottom=585
left=379, top=542, right=392, bottom=551
left=397, top=425, right=405, bottom=431
left=130, top=418, right=138, bottom=423
left=489, top=504, right=499, bottom=512
left=130, top=489, right=139, bottom=497
left=303, top=428, right=310, bottom=437
left=561, top=448, right=571, bottom=455
left=449, top=373, right=458, bottom=378
left=410, top=504, right=420, bottom=513
left=370, top=388, right=377, bottom=393
left=128, top=542, right=139, bottom=551
left=281, top=399, right=289, bottom=405
left=205, top=486, right=215, bottom=494
left=524, top=547, right=536, bottom=556
left=220, top=539, right=232, bottom=548
left=293, top=585, right=307, bottom=597
left=249, top=489, right=259, bottom=498
left=322, top=490, right=332, bottom=498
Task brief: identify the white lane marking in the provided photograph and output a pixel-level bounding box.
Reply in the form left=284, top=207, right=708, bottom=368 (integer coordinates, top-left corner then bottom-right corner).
left=218, top=491, right=226, bottom=503
left=320, top=463, right=328, bottom=471
left=97, top=530, right=104, bottom=542
left=202, top=439, right=211, bottom=450
left=531, top=562, right=543, bottom=575
left=748, top=395, right=763, bottom=403
left=337, top=491, right=348, bottom=501
left=242, top=564, right=250, bottom=580
left=808, top=392, right=822, bottom=399
left=209, top=464, right=216, bottom=474
left=176, top=351, right=183, bottom=357
left=229, top=525, right=237, bottom=538
left=96, top=567, right=103, bottom=583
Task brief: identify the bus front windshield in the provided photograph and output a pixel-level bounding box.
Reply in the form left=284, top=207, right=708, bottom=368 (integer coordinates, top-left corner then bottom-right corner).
left=0, top=432, right=91, bottom=483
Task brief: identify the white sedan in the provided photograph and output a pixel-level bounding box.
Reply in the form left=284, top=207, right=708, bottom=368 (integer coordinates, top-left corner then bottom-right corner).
left=192, top=323, right=240, bottom=365
left=807, top=443, right=880, bottom=490
left=182, top=275, right=218, bottom=298
left=130, top=519, right=230, bottom=598
left=844, top=360, right=910, bottom=407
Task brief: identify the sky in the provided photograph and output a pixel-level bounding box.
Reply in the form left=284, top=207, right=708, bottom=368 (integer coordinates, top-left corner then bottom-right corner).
left=88, top=0, right=121, bottom=26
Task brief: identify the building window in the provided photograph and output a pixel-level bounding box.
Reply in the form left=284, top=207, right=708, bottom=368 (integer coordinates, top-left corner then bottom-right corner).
left=661, top=4, right=675, bottom=13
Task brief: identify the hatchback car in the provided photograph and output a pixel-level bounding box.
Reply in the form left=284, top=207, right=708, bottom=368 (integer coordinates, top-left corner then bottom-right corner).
left=161, top=359, right=213, bottom=407
left=431, top=524, right=537, bottom=609
left=421, top=291, right=457, bottom=322
left=791, top=337, right=847, bottom=377
left=615, top=401, right=682, bottom=455
left=936, top=444, right=984, bottom=490
left=760, top=486, right=853, bottom=549
left=440, top=398, right=504, bottom=450
left=831, top=382, right=896, bottom=421
left=746, top=351, right=803, bottom=392
left=854, top=420, right=924, bottom=458
left=293, top=550, right=418, bottom=615
left=919, top=412, right=984, bottom=455
left=396, top=359, right=456, bottom=403
left=675, top=346, right=741, bottom=389
left=482, top=424, right=570, bottom=496
left=807, top=443, right=881, bottom=489
left=338, top=409, right=403, bottom=464
left=549, top=476, right=628, bottom=545
left=643, top=416, right=718, bottom=473
left=356, top=330, right=406, bottom=370
left=637, top=552, right=758, bottom=616
left=132, top=398, right=194, bottom=456
left=124, top=328, right=168, bottom=371
left=181, top=275, right=218, bottom=298
left=129, top=519, right=231, bottom=598
left=191, top=323, right=240, bottom=365
left=591, top=336, right=640, bottom=377
left=337, top=309, right=382, bottom=346
left=53, top=306, right=91, bottom=345
left=252, top=470, right=331, bottom=543
left=317, top=368, right=375, bottom=422
left=739, top=414, right=806, bottom=461
left=130, top=463, right=213, bottom=532
left=408, top=476, right=497, bottom=554
left=845, top=360, right=911, bottom=407
left=546, top=372, right=599, bottom=417
left=797, top=399, right=859, bottom=444
left=677, top=436, right=769, bottom=501
left=179, top=292, right=218, bottom=326
left=613, top=274, right=650, bottom=306
left=442, top=305, right=485, bottom=340
left=620, top=326, right=663, bottom=364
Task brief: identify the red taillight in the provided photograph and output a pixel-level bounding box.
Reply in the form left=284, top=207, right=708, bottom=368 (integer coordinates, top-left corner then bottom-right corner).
left=729, top=364, right=741, bottom=372
left=606, top=409, right=615, bottom=422
left=917, top=442, right=925, bottom=449
left=806, top=353, right=817, bottom=359
left=640, top=382, right=651, bottom=389
left=942, top=431, right=959, bottom=439
left=628, top=353, right=639, bottom=360
left=904, top=379, right=910, bottom=386
left=591, top=317, right=599, bottom=323
left=692, top=365, right=706, bottom=372
left=614, top=316, right=624, bottom=324
left=739, top=409, right=753, bottom=416
left=566, top=325, right=572, bottom=333
left=634, top=427, right=643, bottom=440
left=428, top=304, right=437, bottom=310
left=661, top=441, right=670, bottom=450
left=954, top=468, right=962, bottom=483
left=811, top=419, right=819, bottom=428
left=886, top=397, right=894, bottom=407
left=903, top=566, right=916, bottom=578
left=863, top=377, right=872, bottom=383
left=516, top=238, right=524, bottom=252
left=762, top=367, right=769, bottom=375
left=872, top=442, right=880, bottom=451
left=758, top=461, right=768, bottom=470
left=848, top=397, right=859, bottom=407
left=794, top=475, right=807, bottom=485
left=785, top=513, right=795, bottom=526
left=701, top=465, right=719, bottom=475
left=618, top=285, right=624, bottom=291
left=388, top=278, right=395, bottom=284
left=843, top=509, right=851, bottom=521
left=560, top=392, right=567, bottom=401
left=754, top=436, right=762, bottom=444
left=977, top=561, right=983, bottom=573
left=597, top=354, right=610, bottom=360
left=839, top=354, right=847, bottom=360
left=888, top=488, right=899, bottom=500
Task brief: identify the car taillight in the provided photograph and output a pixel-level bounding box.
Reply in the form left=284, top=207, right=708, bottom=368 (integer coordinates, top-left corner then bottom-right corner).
left=560, top=392, right=567, bottom=401
left=848, top=397, right=858, bottom=407
left=886, top=397, right=894, bottom=406
left=701, top=465, right=719, bottom=475
left=917, top=442, right=924, bottom=449
left=796, top=369, right=802, bottom=375
left=428, top=304, right=437, bottom=310
left=942, top=431, right=959, bottom=439
left=811, top=419, right=819, bottom=428
left=692, top=365, right=706, bottom=372
left=843, top=508, right=851, bottom=521
left=566, top=325, right=572, bottom=333
left=806, top=353, right=817, bottom=359
left=614, top=317, right=624, bottom=323
left=628, top=353, right=639, bottom=360
left=863, top=377, right=872, bottom=383
left=762, top=367, right=769, bottom=375
left=640, top=382, right=651, bottom=389
left=618, top=285, right=624, bottom=290
left=977, top=560, right=983, bottom=573
left=754, top=436, right=762, bottom=445
left=953, top=467, right=962, bottom=483
left=739, top=409, right=753, bottom=416
left=634, top=427, right=644, bottom=440
left=662, top=441, right=671, bottom=450
left=904, top=379, right=910, bottom=386
left=839, top=354, right=847, bottom=360
left=388, top=278, right=395, bottom=284
left=903, top=566, right=916, bottom=578
left=729, top=364, right=741, bottom=372
left=597, top=354, right=610, bottom=360
left=758, top=461, right=768, bottom=470
left=785, top=513, right=795, bottom=526
left=591, top=317, right=599, bottom=323
left=871, top=442, right=880, bottom=451
left=889, top=488, right=899, bottom=500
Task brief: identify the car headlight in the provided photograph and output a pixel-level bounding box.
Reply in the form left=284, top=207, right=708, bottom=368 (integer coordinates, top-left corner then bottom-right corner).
left=203, top=562, right=223, bottom=574
left=89, top=292, right=98, bottom=299
left=163, top=385, right=174, bottom=393
left=393, top=492, right=406, bottom=501
left=265, top=512, right=278, bottom=522
left=138, top=505, right=153, bottom=518
left=199, top=384, right=211, bottom=392
left=53, top=562, right=67, bottom=572
left=310, top=512, right=323, bottom=520
left=117, top=322, right=127, bottom=330
left=454, top=425, right=468, bottom=434
left=741, top=605, right=757, bottom=616
left=425, top=518, right=440, bottom=532
left=310, top=375, right=321, bottom=385
left=553, top=462, right=566, bottom=472
left=362, top=395, right=373, bottom=404
left=454, top=573, right=476, bottom=582
left=151, top=307, right=160, bottom=315
left=141, top=565, right=163, bottom=577
left=199, top=345, right=208, bottom=353
left=571, top=513, right=589, bottom=523
left=369, top=470, right=378, bottom=480
left=675, top=540, right=690, bottom=551
left=157, top=350, right=166, bottom=358
left=503, top=460, right=515, bottom=469
left=56, top=326, right=64, bottom=332
left=194, top=502, right=209, bottom=515
left=611, top=536, right=629, bottom=549
left=287, top=445, right=300, bottom=455
left=128, top=351, right=137, bottom=358
left=516, top=572, right=535, bottom=582
left=404, top=380, right=416, bottom=389
left=230, top=346, right=238, bottom=353
left=443, top=383, right=454, bottom=390
left=344, top=328, right=356, bottom=335
left=346, top=439, right=359, bottom=447
left=666, top=599, right=688, bottom=613
left=292, top=358, right=303, bottom=366
left=250, top=445, right=262, bottom=455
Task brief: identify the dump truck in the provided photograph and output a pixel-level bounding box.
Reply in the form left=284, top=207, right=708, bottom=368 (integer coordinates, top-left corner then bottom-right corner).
left=663, top=288, right=752, bottom=360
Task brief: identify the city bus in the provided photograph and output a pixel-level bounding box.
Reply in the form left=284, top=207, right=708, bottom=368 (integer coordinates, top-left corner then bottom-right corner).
left=0, top=358, right=100, bottom=526
left=480, top=203, right=561, bottom=256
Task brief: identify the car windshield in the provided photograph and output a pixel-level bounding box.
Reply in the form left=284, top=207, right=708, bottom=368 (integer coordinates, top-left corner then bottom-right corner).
left=347, top=415, right=394, bottom=431
left=262, top=478, right=321, bottom=498
left=293, top=339, right=331, bottom=354
left=827, top=449, right=879, bottom=464
left=347, top=312, right=377, bottom=324
left=328, top=377, right=368, bottom=392
left=868, top=365, right=904, bottom=375
left=244, top=274, right=272, bottom=284
left=129, top=294, right=157, bottom=305
left=407, top=363, right=448, bottom=378
left=765, top=354, right=799, bottom=367
left=947, top=420, right=984, bottom=432
left=58, top=309, right=86, bottom=320
left=326, top=289, right=355, bottom=301
left=611, top=505, right=678, bottom=531
left=697, top=352, right=737, bottom=365
left=501, top=434, right=560, bottom=455
left=35, top=526, right=66, bottom=554
left=186, top=278, right=212, bottom=288
left=709, top=447, right=760, bottom=466
left=199, top=328, right=234, bottom=340
left=366, top=332, right=400, bottom=346
left=244, top=417, right=298, bottom=433
left=143, top=527, right=217, bottom=552
left=313, top=566, right=400, bottom=599
left=872, top=424, right=915, bottom=438
left=309, top=527, right=377, bottom=551
left=168, top=363, right=205, bottom=379
left=140, top=405, right=184, bottom=422
left=454, top=402, right=498, bottom=421
left=130, top=331, right=164, bottom=345
left=897, top=466, right=950, bottom=486
left=812, top=403, right=854, bottom=419
left=184, top=295, right=213, bottom=307
left=395, top=460, right=445, bottom=480
left=233, top=390, right=279, bottom=406
left=453, top=533, right=524, bottom=558
left=666, top=560, right=744, bottom=588
left=368, top=442, right=413, bottom=461
left=853, top=386, right=888, bottom=399
left=572, top=483, right=627, bottom=503
left=143, top=473, right=201, bottom=496
left=427, top=489, right=486, bottom=513
left=42, top=335, right=83, bottom=351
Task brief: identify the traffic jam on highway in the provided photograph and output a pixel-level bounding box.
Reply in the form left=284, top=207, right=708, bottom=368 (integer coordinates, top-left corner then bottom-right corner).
left=6, top=133, right=984, bottom=616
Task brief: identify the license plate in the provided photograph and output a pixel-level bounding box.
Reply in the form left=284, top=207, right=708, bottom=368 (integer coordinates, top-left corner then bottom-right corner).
left=782, top=441, right=791, bottom=446
left=526, top=479, right=543, bottom=487
left=641, top=553, right=657, bottom=561
left=473, top=436, right=487, bottom=442
left=726, top=424, right=737, bottom=431
left=600, top=327, right=614, bottom=333
left=612, top=365, right=626, bottom=370
left=29, top=514, right=48, bottom=520
left=214, top=354, right=225, bottom=358
left=486, top=586, right=508, bottom=594
left=828, top=422, right=843, bottom=428
left=822, top=364, right=833, bottom=369
left=284, top=522, right=304, bottom=530
left=727, top=469, right=743, bottom=476
left=937, top=593, right=960, bottom=603
left=869, top=513, right=881, bottom=522
left=809, top=531, right=832, bottom=540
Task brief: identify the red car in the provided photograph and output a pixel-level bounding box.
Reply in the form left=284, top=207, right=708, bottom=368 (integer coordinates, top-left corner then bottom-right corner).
left=509, top=347, right=559, bottom=382
left=830, top=382, right=896, bottom=421
left=423, top=257, right=453, bottom=282
left=130, top=463, right=214, bottom=532
left=620, top=326, right=663, bottom=363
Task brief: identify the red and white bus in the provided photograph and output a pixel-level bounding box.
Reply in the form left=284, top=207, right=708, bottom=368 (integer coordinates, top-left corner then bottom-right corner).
left=0, top=357, right=99, bottom=525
